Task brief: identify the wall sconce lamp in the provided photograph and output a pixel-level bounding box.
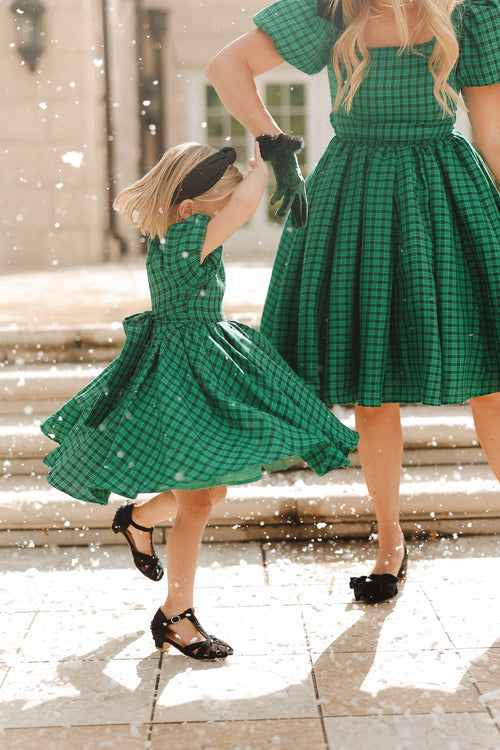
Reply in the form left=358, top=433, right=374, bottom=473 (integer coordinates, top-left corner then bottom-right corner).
left=10, top=1, right=45, bottom=72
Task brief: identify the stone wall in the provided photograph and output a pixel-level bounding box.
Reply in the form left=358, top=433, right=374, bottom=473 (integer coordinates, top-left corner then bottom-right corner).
left=1, top=0, right=474, bottom=270
left=1, top=0, right=108, bottom=270
left=0, top=0, right=267, bottom=270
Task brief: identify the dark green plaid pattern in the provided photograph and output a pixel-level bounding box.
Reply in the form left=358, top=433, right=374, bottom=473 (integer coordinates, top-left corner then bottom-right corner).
left=257, top=0, right=500, bottom=406
left=454, top=0, right=500, bottom=87
left=41, top=214, right=358, bottom=505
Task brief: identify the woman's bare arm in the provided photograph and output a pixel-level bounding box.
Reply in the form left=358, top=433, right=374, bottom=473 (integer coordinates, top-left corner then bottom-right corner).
left=205, top=29, right=285, bottom=137
left=462, top=84, right=500, bottom=183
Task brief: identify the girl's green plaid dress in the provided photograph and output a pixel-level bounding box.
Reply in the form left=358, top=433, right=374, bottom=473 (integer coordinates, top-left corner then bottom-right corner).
left=257, top=0, right=500, bottom=407
left=41, top=214, right=358, bottom=505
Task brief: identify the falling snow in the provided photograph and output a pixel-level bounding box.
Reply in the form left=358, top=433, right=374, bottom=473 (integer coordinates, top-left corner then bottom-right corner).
left=61, top=151, right=84, bottom=169
left=2, top=2, right=498, bottom=743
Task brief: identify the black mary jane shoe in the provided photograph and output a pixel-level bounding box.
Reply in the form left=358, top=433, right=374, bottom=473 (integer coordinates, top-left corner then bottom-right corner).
left=112, top=504, right=164, bottom=582
left=349, top=539, right=408, bottom=605
left=151, top=607, right=233, bottom=660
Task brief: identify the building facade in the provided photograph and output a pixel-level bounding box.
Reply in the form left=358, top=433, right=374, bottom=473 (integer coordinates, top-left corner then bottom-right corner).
left=1, top=0, right=473, bottom=270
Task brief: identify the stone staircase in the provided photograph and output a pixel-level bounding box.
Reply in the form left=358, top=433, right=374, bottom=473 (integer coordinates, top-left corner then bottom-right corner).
left=1, top=323, right=499, bottom=547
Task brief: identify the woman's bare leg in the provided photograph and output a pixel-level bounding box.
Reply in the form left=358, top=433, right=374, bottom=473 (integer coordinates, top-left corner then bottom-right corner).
left=469, top=392, right=500, bottom=481
left=355, top=403, right=405, bottom=575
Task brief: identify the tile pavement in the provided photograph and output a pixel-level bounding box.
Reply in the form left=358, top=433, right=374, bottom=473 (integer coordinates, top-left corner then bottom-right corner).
left=0, top=535, right=499, bottom=749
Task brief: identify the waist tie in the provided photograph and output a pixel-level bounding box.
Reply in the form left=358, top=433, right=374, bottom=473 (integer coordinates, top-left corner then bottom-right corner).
left=150, top=311, right=226, bottom=327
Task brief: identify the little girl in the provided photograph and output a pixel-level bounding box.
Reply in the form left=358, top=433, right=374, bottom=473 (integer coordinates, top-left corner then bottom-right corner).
left=41, top=141, right=358, bottom=660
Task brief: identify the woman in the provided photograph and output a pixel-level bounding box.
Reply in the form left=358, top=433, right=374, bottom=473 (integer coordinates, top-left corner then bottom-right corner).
left=205, top=0, right=500, bottom=603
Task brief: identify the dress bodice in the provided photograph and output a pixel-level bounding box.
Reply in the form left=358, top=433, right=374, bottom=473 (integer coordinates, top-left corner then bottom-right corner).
left=254, top=0, right=500, bottom=144
left=146, top=214, right=226, bottom=324
left=327, top=41, right=456, bottom=144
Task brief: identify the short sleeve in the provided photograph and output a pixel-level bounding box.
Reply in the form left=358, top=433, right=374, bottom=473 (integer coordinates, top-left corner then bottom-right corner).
left=152, top=214, right=220, bottom=287
left=454, top=0, right=500, bottom=87
left=253, top=0, right=337, bottom=75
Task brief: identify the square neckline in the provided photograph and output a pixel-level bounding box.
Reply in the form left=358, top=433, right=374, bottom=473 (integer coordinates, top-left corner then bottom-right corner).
left=367, top=37, right=436, bottom=50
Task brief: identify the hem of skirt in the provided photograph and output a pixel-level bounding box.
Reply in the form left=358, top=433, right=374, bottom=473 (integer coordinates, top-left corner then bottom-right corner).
left=44, top=467, right=269, bottom=505
left=323, top=385, right=500, bottom=408
left=44, top=442, right=357, bottom=506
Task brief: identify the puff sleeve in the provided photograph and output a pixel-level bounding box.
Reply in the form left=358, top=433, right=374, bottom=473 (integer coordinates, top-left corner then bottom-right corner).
left=253, top=0, right=337, bottom=75
left=454, top=0, right=500, bottom=87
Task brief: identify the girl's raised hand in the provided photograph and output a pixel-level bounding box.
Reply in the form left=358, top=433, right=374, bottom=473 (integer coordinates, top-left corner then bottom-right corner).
left=200, top=140, right=269, bottom=261
left=249, top=140, right=268, bottom=175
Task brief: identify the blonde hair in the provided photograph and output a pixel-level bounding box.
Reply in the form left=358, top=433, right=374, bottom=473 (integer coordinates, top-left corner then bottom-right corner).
left=114, top=143, right=243, bottom=239
left=329, top=0, right=464, bottom=116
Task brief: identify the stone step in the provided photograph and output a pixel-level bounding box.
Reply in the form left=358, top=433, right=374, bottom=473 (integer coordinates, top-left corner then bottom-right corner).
left=0, top=363, right=102, bottom=413
left=1, top=316, right=261, bottom=366
left=0, top=402, right=482, bottom=463
left=0, top=416, right=54, bottom=458
left=0, top=272, right=264, bottom=366
left=0, top=325, right=125, bottom=366
left=2, top=457, right=47, bottom=477
left=0, top=362, right=486, bottom=479
left=0, top=464, right=498, bottom=547
left=332, top=404, right=479, bottom=449
left=0, top=447, right=487, bottom=481
left=0, top=363, right=481, bottom=449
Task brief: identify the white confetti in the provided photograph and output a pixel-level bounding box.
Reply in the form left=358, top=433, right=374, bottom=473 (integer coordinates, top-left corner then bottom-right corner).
left=61, top=151, right=84, bottom=168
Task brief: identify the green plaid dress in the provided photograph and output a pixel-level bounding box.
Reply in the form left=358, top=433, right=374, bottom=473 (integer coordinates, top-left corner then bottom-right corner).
left=41, top=214, right=358, bottom=505
left=257, top=0, right=500, bottom=406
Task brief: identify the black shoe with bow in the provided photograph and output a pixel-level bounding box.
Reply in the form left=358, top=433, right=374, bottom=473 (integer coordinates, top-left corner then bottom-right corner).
left=350, top=539, right=408, bottom=605
left=112, top=504, right=164, bottom=582
left=151, top=607, right=233, bottom=660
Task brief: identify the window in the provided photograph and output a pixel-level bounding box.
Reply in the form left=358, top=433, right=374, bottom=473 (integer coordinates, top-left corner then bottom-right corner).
left=264, top=83, right=307, bottom=170
left=205, top=86, right=249, bottom=163
left=204, top=82, right=308, bottom=226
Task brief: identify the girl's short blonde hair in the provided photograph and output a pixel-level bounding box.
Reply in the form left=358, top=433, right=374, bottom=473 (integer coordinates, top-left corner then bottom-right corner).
left=114, top=143, right=243, bottom=239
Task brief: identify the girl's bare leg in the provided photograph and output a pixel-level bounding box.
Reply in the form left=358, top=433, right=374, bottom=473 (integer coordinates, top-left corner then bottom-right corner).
left=123, top=491, right=177, bottom=556
left=355, top=403, right=405, bottom=576
left=469, top=392, right=500, bottom=481
left=162, top=485, right=227, bottom=645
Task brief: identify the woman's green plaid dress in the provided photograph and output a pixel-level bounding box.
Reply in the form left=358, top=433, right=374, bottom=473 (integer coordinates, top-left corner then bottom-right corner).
left=41, top=214, right=358, bottom=505
left=257, top=0, right=500, bottom=407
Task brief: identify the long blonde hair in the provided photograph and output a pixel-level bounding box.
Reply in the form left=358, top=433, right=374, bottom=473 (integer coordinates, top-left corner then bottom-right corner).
left=330, top=0, right=464, bottom=116
left=114, top=143, right=243, bottom=239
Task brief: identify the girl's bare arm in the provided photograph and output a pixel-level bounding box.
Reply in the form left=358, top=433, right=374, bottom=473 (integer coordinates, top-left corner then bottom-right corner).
left=200, top=143, right=268, bottom=261
left=205, top=29, right=284, bottom=138
left=462, top=83, right=500, bottom=183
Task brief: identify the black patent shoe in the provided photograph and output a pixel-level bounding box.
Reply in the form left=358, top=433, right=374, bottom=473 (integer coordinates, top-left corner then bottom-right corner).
left=350, top=539, right=408, bottom=605
left=112, top=504, right=164, bottom=582
left=151, top=607, right=233, bottom=660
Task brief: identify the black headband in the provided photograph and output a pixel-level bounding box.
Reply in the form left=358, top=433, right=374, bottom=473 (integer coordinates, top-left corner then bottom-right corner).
left=171, top=146, right=237, bottom=205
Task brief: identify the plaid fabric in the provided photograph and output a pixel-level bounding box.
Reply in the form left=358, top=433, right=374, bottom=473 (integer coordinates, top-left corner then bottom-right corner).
left=254, top=0, right=336, bottom=74
left=454, top=0, right=500, bottom=87
left=41, top=214, right=358, bottom=505
left=257, top=0, right=500, bottom=407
